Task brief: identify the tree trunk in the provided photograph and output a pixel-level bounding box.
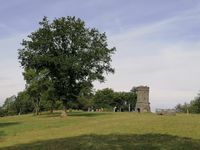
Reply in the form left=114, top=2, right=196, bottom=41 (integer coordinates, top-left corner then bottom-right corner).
left=50, top=107, right=53, bottom=114
left=35, top=106, right=39, bottom=115
left=50, top=101, right=54, bottom=114
left=113, top=106, right=116, bottom=112
left=88, top=107, right=91, bottom=112
left=34, top=98, right=40, bottom=115
left=61, top=100, right=67, bottom=117
left=128, top=103, right=131, bottom=112
left=18, top=108, right=22, bottom=115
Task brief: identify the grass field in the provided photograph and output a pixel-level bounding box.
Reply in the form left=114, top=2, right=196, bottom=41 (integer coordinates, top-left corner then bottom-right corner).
left=1, top=112, right=200, bottom=150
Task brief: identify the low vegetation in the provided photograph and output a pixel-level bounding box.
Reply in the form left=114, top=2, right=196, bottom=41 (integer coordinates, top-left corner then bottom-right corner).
left=1, top=112, right=200, bottom=150
left=175, top=93, right=200, bottom=114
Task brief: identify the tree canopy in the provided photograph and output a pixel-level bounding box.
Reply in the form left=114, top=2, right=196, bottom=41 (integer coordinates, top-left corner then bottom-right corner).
left=18, top=16, right=116, bottom=113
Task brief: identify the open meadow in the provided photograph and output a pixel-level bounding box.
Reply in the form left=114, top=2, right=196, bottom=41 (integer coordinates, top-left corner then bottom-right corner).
left=1, top=112, right=200, bottom=150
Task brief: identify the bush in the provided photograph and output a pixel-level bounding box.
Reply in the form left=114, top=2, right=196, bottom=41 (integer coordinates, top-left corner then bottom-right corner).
left=0, top=107, right=6, bottom=117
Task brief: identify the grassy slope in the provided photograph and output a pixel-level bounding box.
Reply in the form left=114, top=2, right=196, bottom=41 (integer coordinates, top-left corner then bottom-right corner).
left=0, top=112, right=200, bottom=150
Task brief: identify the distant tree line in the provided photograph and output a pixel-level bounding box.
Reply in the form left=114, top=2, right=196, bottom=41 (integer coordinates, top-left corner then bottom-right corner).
left=175, top=93, right=200, bottom=114
left=0, top=88, right=137, bottom=117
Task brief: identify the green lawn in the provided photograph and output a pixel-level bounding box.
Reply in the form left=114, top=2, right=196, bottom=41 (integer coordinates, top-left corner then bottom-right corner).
left=0, top=112, right=200, bottom=150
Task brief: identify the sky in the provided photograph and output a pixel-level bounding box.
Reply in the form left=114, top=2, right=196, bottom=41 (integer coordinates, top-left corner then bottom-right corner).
left=0, top=0, right=200, bottom=111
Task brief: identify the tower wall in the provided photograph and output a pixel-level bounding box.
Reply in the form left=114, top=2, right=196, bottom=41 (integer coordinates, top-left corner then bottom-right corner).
left=135, top=86, right=150, bottom=112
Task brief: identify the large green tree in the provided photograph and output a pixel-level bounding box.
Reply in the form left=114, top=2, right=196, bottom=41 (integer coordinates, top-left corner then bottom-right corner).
left=18, top=16, right=115, bottom=115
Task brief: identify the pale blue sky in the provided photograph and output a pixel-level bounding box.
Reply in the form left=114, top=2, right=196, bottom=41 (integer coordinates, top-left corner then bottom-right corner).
left=1, top=0, right=200, bottom=110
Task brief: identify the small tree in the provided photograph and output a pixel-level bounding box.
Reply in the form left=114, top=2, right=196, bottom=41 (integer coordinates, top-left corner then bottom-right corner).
left=23, top=68, right=50, bottom=115
left=18, top=16, right=115, bottom=115
left=94, top=88, right=115, bottom=110
left=15, top=91, right=34, bottom=115
left=40, top=85, right=57, bottom=113
left=3, top=95, right=17, bottom=115
left=189, top=97, right=200, bottom=113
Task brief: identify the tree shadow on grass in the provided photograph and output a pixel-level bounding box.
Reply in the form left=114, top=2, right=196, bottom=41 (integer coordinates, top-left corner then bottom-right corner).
left=39, top=112, right=109, bottom=118
left=0, top=122, right=20, bottom=128
left=0, top=131, right=6, bottom=137
left=0, top=122, right=20, bottom=139
left=68, top=112, right=110, bottom=117
left=0, top=131, right=6, bottom=143
left=39, top=112, right=61, bottom=118
left=1, top=133, right=200, bottom=150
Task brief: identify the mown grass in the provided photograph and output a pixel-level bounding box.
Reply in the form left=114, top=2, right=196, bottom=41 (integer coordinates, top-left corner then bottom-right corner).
left=0, top=112, right=200, bottom=149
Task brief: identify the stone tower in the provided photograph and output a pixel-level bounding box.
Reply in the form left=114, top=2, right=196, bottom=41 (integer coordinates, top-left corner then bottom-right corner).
left=135, top=86, right=150, bottom=112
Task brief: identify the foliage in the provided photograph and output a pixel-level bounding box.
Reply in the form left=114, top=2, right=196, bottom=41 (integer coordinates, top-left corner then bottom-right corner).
left=23, top=68, right=51, bottom=115
left=94, top=88, right=115, bottom=109
left=0, top=89, right=61, bottom=117
left=18, top=16, right=116, bottom=112
left=0, top=94, right=32, bottom=117
left=15, top=91, right=34, bottom=115
left=189, top=96, right=200, bottom=113
left=0, top=107, right=6, bottom=117
left=1, top=87, right=136, bottom=116
left=175, top=93, right=200, bottom=114
left=93, top=88, right=137, bottom=111
left=2, top=95, right=17, bottom=116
